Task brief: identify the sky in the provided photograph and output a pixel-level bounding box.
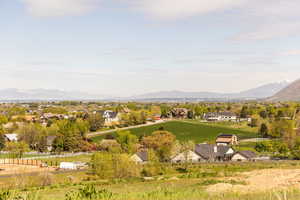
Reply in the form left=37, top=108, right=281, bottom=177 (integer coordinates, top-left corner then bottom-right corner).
left=1, top=0, right=300, bottom=97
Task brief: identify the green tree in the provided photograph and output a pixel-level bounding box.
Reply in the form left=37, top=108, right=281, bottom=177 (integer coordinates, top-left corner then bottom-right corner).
left=271, top=120, right=296, bottom=148
left=116, top=131, right=138, bottom=153
left=259, top=123, right=269, bottom=138
left=90, top=152, right=140, bottom=179
left=5, top=141, right=30, bottom=158
left=88, top=113, right=104, bottom=132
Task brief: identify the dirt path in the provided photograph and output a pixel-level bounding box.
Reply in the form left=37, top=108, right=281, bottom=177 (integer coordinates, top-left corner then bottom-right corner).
left=207, top=168, right=300, bottom=193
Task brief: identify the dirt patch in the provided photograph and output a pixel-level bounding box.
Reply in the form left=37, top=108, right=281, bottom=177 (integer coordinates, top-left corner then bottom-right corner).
left=0, top=164, right=55, bottom=176
left=207, top=168, right=300, bottom=193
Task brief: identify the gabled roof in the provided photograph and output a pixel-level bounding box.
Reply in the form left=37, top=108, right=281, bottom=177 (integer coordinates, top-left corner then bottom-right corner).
left=136, top=151, right=148, bottom=162
left=4, top=134, right=18, bottom=141
left=195, top=144, right=233, bottom=160
left=236, top=151, right=256, bottom=159
left=98, top=110, right=118, bottom=119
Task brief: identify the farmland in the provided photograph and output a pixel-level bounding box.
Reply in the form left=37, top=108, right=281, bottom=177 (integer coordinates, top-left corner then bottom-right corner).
left=91, top=120, right=257, bottom=143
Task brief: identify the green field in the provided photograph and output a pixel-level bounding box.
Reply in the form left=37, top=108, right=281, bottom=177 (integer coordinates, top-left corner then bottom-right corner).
left=91, top=121, right=258, bottom=143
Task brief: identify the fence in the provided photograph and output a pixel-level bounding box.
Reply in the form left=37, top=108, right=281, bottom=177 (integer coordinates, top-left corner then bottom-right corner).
left=0, top=159, right=43, bottom=166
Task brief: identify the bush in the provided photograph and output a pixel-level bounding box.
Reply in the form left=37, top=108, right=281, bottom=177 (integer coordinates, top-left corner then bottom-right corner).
left=90, top=152, right=140, bottom=179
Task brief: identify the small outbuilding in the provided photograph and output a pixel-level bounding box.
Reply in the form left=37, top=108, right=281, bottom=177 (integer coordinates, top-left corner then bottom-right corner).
left=59, top=162, right=86, bottom=170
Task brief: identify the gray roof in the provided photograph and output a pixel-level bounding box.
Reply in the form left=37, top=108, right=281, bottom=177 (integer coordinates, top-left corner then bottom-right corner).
left=236, top=151, right=256, bottom=159
left=217, top=134, right=236, bottom=138
left=136, top=151, right=148, bottom=162
left=195, top=144, right=232, bottom=160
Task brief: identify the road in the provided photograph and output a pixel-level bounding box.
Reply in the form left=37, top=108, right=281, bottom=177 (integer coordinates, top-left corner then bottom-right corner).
left=86, top=120, right=169, bottom=138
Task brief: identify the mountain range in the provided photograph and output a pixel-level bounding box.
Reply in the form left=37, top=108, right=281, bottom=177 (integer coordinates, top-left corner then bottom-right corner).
left=0, top=88, right=105, bottom=100
left=0, top=80, right=291, bottom=101
left=131, top=81, right=290, bottom=100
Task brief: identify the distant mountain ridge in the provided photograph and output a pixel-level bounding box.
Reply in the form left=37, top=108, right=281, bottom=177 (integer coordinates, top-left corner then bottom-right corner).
left=0, top=81, right=290, bottom=101
left=268, top=79, right=300, bottom=101
left=0, top=88, right=105, bottom=100
left=132, top=81, right=290, bottom=100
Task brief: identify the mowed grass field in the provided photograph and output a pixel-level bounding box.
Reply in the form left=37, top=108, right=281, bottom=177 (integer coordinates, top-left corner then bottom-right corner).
left=91, top=121, right=257, bottom=143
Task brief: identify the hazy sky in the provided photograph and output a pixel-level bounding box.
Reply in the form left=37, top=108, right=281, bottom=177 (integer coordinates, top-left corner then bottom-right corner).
left=1, top=0, right=300, bottom=96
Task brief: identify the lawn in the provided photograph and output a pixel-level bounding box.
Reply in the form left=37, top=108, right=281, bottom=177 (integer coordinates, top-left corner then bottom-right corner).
left=91, top=121, right=257, bottom=143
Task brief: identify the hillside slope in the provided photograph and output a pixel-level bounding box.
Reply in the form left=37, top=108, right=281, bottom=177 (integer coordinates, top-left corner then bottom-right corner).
left=268, top=79, right=300, bottom=101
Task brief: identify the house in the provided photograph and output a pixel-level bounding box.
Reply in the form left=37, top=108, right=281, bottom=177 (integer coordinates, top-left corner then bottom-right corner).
left=46, top=136, right=57, bottom=152
left=231, top=151, right=257, bottom=161
left=131, top=151, right=148, bottom=163
left=96, top=110, right=120, bottom=126
left=203, top=112, right=237, bottom=122
left=171, top=150, right=202, bottom=163
left=195, top=144, right=234, bottom=162
left=169, top=108, right=188, bottom=118
left=171, top=144, right=234, bottom=163
left=4, top=134, right=18, bottom=142
left=216, top=134, right=238, bottom=146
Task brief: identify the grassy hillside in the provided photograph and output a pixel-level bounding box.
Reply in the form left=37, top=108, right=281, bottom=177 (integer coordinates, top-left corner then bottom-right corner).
left=91, top=121, right=257, bottom=143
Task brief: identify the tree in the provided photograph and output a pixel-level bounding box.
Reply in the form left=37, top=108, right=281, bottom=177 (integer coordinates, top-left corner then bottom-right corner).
left=5, top=142, right=30, bottom=158
left=187, top=111, right=194, bottom=119
left=259, top=123, right=269, bottom=138
left=259, top=110, right=268, bottom=119
left=75, top=119, right=90, bottom=139
left=142, top=131, right=176, bottom=161
left=180, top=140, right=195, bottom=170
left=88, top=113, right=104, bottom=132
left=0, top=115, right=8, bottom=125
left=90, top=152, right=140, bottom=179
left=18, top=123, right=43, bottom=150
left=116, top=131, right=138, bottom=153
left=271, top=120, right=296, bottom=148
left=0, top=130, right=5, bottom=150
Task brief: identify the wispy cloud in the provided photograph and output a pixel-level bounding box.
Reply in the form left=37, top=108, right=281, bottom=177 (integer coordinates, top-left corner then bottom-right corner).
left=22, top=0, right=101, bottom=17
left=126, top=0, right=246, bottom=20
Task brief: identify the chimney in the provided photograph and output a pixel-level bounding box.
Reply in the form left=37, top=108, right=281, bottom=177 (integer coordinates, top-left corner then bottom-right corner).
left=214, top=145, right=218, bottom=153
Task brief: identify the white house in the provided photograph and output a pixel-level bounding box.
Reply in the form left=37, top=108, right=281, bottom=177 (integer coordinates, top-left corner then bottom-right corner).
left=203, top=112, right=237, bottom=122
left=95, top=110, right=120, bottom=126
left=171, top=150, right=202, bottom=163
left=231, top=151, right=256, bottom=161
